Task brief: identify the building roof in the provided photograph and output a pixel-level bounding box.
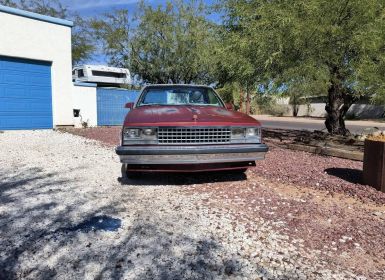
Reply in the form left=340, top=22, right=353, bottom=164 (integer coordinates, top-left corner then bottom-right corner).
left=144, top=84, right=212, bottom=88
left=0, top=5, right=73, bottom=27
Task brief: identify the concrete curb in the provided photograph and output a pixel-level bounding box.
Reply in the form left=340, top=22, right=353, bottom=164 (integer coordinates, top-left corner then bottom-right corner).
left=253, top=115, right=385, bottom=128
left=287, top=144, right=364, bottom=161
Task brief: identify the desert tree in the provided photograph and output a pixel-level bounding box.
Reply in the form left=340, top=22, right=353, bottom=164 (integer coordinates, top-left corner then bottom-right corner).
left=220, top=0, right=385, bottom=134
left=90, top=0, right=217, bottom=84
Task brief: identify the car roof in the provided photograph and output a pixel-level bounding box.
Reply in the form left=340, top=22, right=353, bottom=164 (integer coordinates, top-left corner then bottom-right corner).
left=143, top=84, right=213, bottom=89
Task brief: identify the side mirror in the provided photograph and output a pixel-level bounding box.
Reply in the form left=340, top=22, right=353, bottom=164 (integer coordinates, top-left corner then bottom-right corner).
left=125, top=102, right=134, bottom=109
left=225, top=103, right=234, bottom=110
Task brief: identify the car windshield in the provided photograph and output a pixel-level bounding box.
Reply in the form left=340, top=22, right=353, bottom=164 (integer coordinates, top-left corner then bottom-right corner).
left=137, top=87, right=224, bottom=107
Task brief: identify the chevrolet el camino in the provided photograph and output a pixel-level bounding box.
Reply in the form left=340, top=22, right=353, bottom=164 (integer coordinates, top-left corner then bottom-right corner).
left=116, top=85, right=268, bottom=177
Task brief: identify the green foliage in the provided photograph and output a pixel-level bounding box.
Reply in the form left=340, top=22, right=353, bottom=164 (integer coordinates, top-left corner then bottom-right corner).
left=72, top=15, right=95, bottom=65
left=220, top=0, right=385, bottom=133
left=252, top=94, right=288, bottom=116
left=3, top=0, right=385, bottom=130
left=0, top=0, right=67, bottom=17
left=90, top=10, right=131, bottom=68
left=216, top=82, right=255, bottom=112
left=216, top=83, right=238, bottom=104
left=16, top=0, right=67, bottom=18
left=0, top=0, right=95, bottom=65
left=132, top=0, right=213, bottom=83
left=0, top=0, right=17, bottom=8
left=91, top=0, right=217, bottom=84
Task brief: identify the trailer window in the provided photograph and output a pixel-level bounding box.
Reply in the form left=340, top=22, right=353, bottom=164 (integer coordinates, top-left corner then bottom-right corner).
left=91, top=71, right=126, bottom=78
left=78, top=69, right=84, bottom=77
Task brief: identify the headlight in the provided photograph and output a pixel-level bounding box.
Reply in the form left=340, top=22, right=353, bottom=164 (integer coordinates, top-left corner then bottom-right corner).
left=231, top=127, right=245, bottom=139
left=123, top=127, right=157, bottom=141
left=142, top=128, right=156, bottom=137
left=246, top=127, right=260, bottom=137
left=124, top=128, right=140, bottom=139
left=231, top=127, right=261, bottom=141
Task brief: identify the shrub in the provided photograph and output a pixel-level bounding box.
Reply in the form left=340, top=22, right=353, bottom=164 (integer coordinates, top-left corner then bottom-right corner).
left=252, top=94, right=289, bottom=116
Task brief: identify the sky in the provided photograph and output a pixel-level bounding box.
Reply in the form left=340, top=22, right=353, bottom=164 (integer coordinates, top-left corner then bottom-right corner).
left=62, top=0, right=218, bottom=18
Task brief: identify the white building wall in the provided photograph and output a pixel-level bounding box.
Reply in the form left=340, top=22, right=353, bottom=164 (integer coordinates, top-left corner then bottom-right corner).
left=347, top=104, right=385, bottom=119
left=281, top=103, right=385, bottom=119
left=297, top=103, right=327, bottom=117
left=0, top=10, right=73, bottom=126
left=72, top=84, right=97, bottom=127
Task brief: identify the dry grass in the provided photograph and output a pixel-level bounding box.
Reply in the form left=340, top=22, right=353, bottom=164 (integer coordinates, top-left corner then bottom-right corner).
left=367, top=135, right=385, bottom=142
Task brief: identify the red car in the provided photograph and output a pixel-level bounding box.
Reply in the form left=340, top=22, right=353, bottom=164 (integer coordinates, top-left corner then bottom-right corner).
left=116, top=85, right=268, bottom=177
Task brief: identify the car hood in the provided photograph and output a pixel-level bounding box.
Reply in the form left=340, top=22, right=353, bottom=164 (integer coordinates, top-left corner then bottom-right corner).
left=124, top=105, right=261, bottom=126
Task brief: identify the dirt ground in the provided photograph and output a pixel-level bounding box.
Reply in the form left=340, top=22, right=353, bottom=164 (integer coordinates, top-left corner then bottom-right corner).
left=1, top=128, right=385, bottom=279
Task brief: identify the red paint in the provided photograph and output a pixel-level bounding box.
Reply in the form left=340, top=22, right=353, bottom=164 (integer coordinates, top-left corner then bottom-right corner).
left=123, top=105, right=261, bottom=127
left=125, top=102, right=134, bottom=109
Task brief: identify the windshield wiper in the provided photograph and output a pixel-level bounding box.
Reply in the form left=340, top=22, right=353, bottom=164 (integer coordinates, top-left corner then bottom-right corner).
left=137, top=103, right=164, bottom=107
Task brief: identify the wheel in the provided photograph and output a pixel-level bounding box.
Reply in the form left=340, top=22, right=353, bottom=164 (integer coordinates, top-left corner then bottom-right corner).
left=121, top=164, right=141, bottom=180
left=121, top=164, right=128, bottom=181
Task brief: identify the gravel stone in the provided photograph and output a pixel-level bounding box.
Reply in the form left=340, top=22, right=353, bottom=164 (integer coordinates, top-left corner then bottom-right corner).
left=1, top=130, right=383, bottom=279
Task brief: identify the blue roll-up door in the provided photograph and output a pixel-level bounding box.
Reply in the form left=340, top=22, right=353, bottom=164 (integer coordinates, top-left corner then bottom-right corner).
left=0, top=56, right=53, bottom=130
left=97, top=88, right=140, bottom=126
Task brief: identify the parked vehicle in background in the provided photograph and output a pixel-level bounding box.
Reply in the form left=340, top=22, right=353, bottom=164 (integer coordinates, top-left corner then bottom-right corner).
left=116, top=85, right=268, bottom=177
left=72, top=65, right=131, bottom=87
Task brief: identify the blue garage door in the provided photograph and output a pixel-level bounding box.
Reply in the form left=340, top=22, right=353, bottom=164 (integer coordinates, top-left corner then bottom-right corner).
left=0, top=56, right=53, bottom=130
left=97, top=88, right=140, bottom=126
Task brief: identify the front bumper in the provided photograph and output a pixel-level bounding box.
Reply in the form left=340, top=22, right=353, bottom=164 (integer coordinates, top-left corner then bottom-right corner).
left=115, top=144, right=269, bottom=165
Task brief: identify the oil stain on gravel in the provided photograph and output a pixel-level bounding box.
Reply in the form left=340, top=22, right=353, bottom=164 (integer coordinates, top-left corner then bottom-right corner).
left=61, top=215, right=122, bottom=233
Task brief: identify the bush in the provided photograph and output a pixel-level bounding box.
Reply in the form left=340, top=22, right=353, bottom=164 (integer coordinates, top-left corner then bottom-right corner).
left=266, top=104, right=289, bottom=116
left=252, top=94, right=289, bottom=116
left=216, top=85, right=235, bottom=104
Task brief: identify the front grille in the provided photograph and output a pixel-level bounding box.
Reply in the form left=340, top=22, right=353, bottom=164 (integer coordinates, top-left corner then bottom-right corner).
left=158, top=127, right=231, bottom=144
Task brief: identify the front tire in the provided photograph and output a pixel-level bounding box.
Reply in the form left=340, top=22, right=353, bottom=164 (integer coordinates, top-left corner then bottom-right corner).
left=121, top=164, right=128, bottom=179
left=121, top=164, right=141, bottom=180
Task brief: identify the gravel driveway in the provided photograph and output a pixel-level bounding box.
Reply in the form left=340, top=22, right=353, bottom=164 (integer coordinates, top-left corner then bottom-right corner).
left=1, top=130, right=384, bottom=279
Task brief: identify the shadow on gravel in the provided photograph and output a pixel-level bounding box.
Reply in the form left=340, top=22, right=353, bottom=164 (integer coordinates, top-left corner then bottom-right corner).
left=0, top=166, right=269, bottom=280
left=0, top=167, right=124, bottom=279
left=0, top=167, right=67, bottom=204
left=119, top=171, right=247, bottom=186
left=0, top=166, right=279, bottom=279
left=92, top=221, right=248, bottom=280
left=324, top=167, right=363, bottom=184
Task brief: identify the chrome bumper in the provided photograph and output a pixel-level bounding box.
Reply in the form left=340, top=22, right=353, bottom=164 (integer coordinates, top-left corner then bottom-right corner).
left=116, top=144, right=268, bottom=164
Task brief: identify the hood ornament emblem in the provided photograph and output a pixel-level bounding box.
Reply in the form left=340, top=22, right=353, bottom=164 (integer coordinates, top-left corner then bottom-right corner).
left=193, top=114, right=198, bottom=121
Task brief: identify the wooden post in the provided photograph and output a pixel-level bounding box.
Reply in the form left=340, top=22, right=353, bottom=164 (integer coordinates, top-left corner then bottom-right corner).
left=363, top=139, right=385, bottom=192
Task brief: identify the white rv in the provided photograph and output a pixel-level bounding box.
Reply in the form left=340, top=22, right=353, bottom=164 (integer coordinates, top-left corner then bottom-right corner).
left=72, top=65, right=131, bottom=86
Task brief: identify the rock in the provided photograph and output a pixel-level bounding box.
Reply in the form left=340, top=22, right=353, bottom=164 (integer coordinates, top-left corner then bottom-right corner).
left=372, top=130, right=381, bottom=137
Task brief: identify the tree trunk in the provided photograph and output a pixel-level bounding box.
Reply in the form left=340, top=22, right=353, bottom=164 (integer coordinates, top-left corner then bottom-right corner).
left=239, top=88, right=244, bottom=113
left=324, top=75, right=352, bottom=136
left=292, top=105, right=299, bottom=117
left=245, top=89, right=251, bottom=115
